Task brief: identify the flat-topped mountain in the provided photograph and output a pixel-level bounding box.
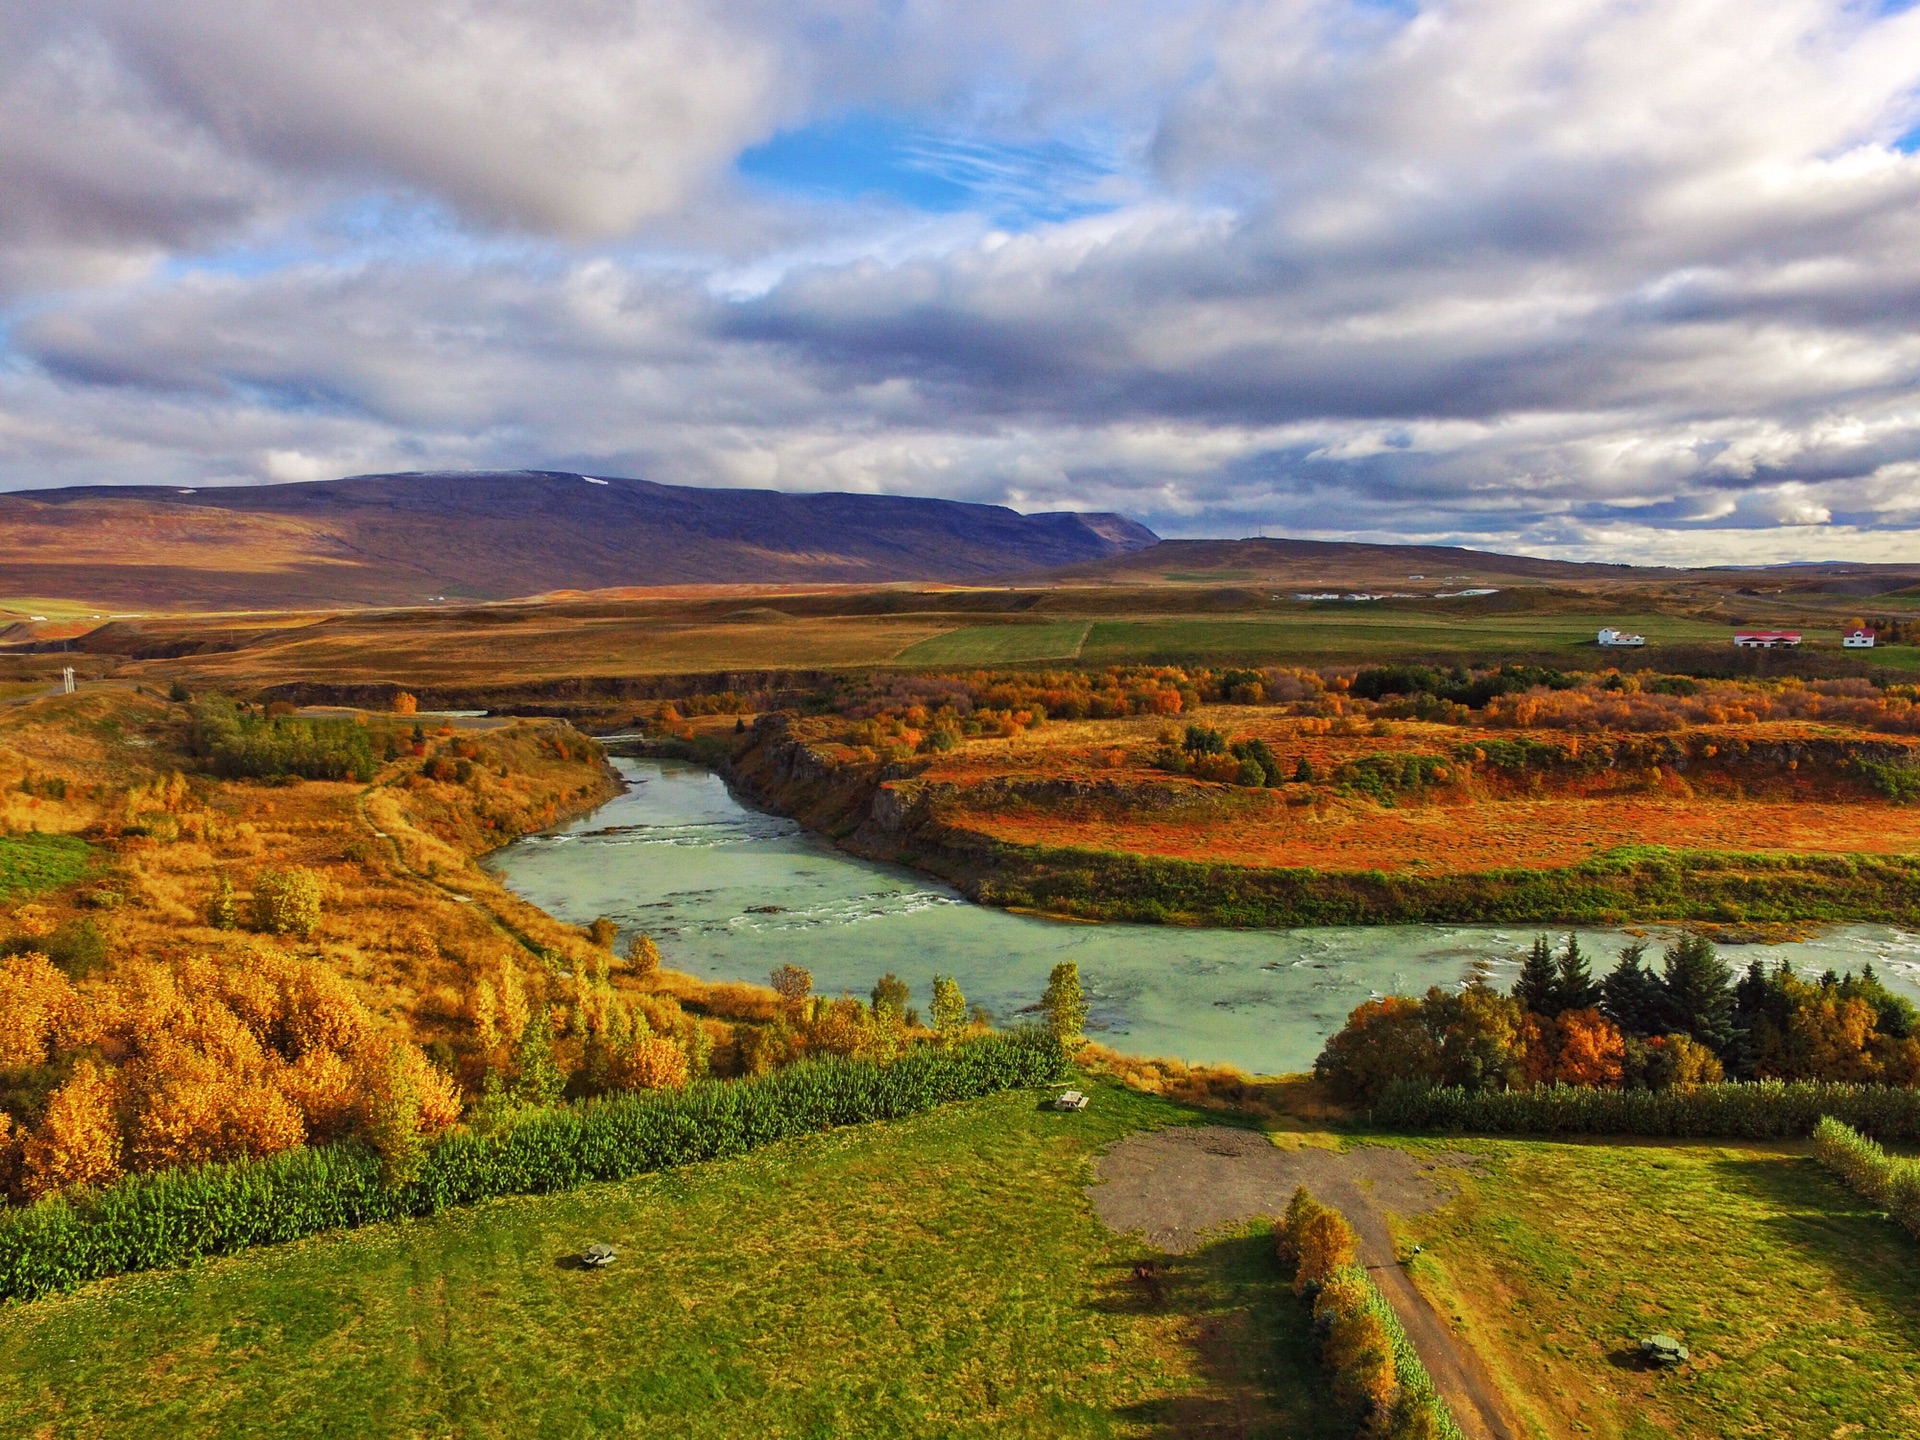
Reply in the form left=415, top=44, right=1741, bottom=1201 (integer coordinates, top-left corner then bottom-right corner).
left=0, top=470, right=1160, bottom=609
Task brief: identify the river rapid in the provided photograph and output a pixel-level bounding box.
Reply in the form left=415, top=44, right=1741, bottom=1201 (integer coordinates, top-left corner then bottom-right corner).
left=485, top=757, right=1920, bottom=1074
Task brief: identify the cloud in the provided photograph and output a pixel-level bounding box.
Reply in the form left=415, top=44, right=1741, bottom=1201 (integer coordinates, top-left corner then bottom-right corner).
left=4, top=0, right=1920, bottom=563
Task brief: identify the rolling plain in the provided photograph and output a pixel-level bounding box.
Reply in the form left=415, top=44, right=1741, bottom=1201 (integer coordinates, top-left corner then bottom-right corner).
left=4, top=535, right=1920, bottom=1439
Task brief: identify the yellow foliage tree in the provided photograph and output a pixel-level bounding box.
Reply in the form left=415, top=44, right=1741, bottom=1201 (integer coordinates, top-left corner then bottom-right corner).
left=0, top=951, right=88, bottom=1068
left=250, top=867, right=324, bottom=938
left=20, top=1060, right=125, bottom=1200
left=392, top=691, right=419, bottom=716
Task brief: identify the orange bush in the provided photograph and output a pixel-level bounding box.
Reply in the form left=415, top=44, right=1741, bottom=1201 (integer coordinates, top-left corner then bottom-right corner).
left=19, top=1061, right=125, bottom=1200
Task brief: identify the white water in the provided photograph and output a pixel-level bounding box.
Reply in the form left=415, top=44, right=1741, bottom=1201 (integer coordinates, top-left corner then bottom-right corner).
left=485, top=758, right=1920, bottom=1074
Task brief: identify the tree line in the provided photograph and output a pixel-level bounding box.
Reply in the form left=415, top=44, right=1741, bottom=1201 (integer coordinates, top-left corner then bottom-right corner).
left=1317, top=933, right=1920, bottom=1104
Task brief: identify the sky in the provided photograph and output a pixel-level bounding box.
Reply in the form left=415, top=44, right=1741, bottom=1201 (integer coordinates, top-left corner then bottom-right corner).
left=4, top=0, right=1920, bottom=562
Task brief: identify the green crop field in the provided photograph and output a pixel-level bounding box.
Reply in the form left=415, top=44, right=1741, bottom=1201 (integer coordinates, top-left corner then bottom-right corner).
left=895, top=620, right=1093, bottom=665
left=1077, top=612, right=1734, bottom=665
left=1403, top=1136, right=1920, bottom=1438
left=0, top=1086, right=1338, bottom=1440
left=0, top=833, right=92, bottom=899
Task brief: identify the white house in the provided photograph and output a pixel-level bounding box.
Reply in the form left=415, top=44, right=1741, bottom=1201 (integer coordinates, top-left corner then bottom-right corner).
left=1843, top=628, right=1876, bottom=649
left=1598, top=627, right=1646, bottom=647
left=1734, top=631, right=1802, bottom=648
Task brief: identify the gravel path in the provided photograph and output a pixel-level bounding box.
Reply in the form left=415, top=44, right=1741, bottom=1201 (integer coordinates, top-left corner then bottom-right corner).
left=1088, top=1126, right=1519, bottom=1440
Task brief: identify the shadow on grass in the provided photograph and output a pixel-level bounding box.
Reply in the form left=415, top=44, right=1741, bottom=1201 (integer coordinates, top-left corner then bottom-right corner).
left=1100, top=1230, right=1348, bottom=1440
left=1710, top=1152, right=1920, bottom=1348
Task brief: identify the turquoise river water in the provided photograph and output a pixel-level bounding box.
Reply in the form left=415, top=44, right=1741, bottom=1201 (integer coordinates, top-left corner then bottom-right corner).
left=485, top=757, right=1920, bottom=1074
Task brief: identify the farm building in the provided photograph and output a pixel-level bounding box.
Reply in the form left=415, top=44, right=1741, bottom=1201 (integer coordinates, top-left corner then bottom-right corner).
left=1733, top=631, right=1802, bottom=649
left=1597, top=627, right=1645, bottom=647
left=1843, top=628, right=1876, bottom=649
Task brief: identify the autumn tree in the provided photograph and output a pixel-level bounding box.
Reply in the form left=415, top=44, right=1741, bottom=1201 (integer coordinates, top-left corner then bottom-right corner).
left=250, top=867, right=323, bottom=938
left=625, top=933, right=662, bottom=978
left=1315, top=996, right=1438, bottom=1103
left=931, top=975, right=968, bottom=1042
left=585, top=916, right=618, bottom=950
left=207, top=873, right=238, bottom=930
left=509, top=1008, right=566, bottom=1107
left=770, top=963, right=813, bottom=1022
left=870, top=972, right=911, bottom=1022
left=20, top=1060, right=124, bottom=1200
left=392, top=692, right=419, bottom=716
left=1551, top=1009, right=1627, bottom=1088
left=1040, top=962, right=1088, bottom=1046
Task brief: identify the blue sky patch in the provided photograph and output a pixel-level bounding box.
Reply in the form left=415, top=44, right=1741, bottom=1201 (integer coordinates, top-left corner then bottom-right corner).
left=738, top=112, right=1127, bottom=227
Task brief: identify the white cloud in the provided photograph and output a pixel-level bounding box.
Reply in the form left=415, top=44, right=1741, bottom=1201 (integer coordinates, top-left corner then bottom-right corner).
left=3, top=0, right=1920, bottom=563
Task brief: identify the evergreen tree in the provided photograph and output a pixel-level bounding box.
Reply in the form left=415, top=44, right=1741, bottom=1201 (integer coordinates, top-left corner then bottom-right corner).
left=1659, top=934, right=1736, bottom=1059
left=1599, top=941, right=1664, bottom=1037
left=1554, top=934, right=1598, bottom=1013
left=1040, top=962, right=1089, bottom=1046
left=1513, top=936, right=1559, bottom=1015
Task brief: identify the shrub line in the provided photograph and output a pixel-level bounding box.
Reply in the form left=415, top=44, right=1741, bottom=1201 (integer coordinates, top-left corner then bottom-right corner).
left=1375, top=1080, right=1920, bottom=1140
left=0, top=1030, right=1069, bottom=1304
left=1811, top=1116, right=1920, bottom=1240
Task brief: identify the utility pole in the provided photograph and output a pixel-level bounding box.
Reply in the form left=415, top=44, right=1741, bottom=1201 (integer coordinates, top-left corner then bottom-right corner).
left=62, top=667, right=75, bottom=694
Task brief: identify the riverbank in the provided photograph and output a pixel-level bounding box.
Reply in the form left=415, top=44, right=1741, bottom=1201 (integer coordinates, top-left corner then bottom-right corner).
left=698, top=713, right=1920, bottom=931
left=488, top=753, right=1920, bottom=1075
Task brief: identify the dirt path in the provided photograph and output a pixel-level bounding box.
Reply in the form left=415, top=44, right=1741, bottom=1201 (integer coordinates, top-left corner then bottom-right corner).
left=1089, top=1126, right=1520, bottom=1440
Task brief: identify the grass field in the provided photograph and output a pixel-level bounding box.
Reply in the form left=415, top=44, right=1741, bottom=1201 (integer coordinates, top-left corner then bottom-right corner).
left=1076, top=612, right=1733, bottom=665
left=896, top=621, right=1093, bottom=665
left=1404, top=1136, right=1920, bottom=1439
left=0, top=832, right=92, bottom=899
left=0, top=1086, right=1341, bottom=1440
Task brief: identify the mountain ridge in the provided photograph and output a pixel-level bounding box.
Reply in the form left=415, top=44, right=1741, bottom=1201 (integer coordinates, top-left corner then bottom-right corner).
left=0, top=470, right=1159, bottom=609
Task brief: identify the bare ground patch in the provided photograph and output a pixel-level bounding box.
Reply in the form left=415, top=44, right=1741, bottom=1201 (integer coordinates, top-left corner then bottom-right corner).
left=1088, top=1126, right=1518, bottom=1440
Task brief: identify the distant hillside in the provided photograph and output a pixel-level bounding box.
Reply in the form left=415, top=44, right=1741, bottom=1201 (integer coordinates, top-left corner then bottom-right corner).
left=1041, top=537, right=1920, bottom=595
left=0, top=471, right=1159, bottom=609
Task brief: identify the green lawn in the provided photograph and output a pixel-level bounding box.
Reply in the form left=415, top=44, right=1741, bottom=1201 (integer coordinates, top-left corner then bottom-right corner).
left=0, top=1086, right=1340, bottom=1440
left=896, top=621, right=1093, bottom=665
left=1401, top=1137, right=1920, bottom=1439
left=1077, top=612, right=1733, bottom=665
left=0, top=833, right=92, bottom=899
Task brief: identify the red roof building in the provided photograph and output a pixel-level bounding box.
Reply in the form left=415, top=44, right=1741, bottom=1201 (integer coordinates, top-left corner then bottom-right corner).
left=1733, top=631, right=1802, bottom=648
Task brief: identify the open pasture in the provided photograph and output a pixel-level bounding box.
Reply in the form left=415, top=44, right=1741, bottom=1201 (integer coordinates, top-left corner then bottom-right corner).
left=0, top=1086, right=1338, bottom=1440
left=1407, top=1136, right=1920, bottom=1439
left=1077, top=611, right=1735, bottom=665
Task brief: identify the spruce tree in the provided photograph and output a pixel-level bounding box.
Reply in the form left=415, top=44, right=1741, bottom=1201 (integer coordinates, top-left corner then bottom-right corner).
left=1513, top=936, right=1559, bottom=1015
left=1554, top=934, right=1598, bottom=1013
left=1659, top=934, right=1736, bottom=1058
left=1599, top=941, right=1663, bottom=1037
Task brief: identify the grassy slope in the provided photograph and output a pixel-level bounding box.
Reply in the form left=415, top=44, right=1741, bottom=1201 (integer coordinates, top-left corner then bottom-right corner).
left=0, top=1086, right=1342, bottom=1440
left=895, top=621, right=1093, bottom=665
left=1400, top=1137, right=1920, bottom=1440
left=0, top=833, right=92, bottom=899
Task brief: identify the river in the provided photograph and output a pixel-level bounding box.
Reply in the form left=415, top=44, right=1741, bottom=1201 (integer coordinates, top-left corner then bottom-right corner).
left=485, top=756, right=1920, bottom=1074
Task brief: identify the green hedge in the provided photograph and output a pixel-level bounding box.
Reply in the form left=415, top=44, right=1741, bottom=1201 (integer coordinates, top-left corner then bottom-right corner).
left=1812, top=1116, right=1920, bottom=1240
left=1374, top=1080, right=1920, bottom=1140
left=0, top=1030, right=1068, bottom=1304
